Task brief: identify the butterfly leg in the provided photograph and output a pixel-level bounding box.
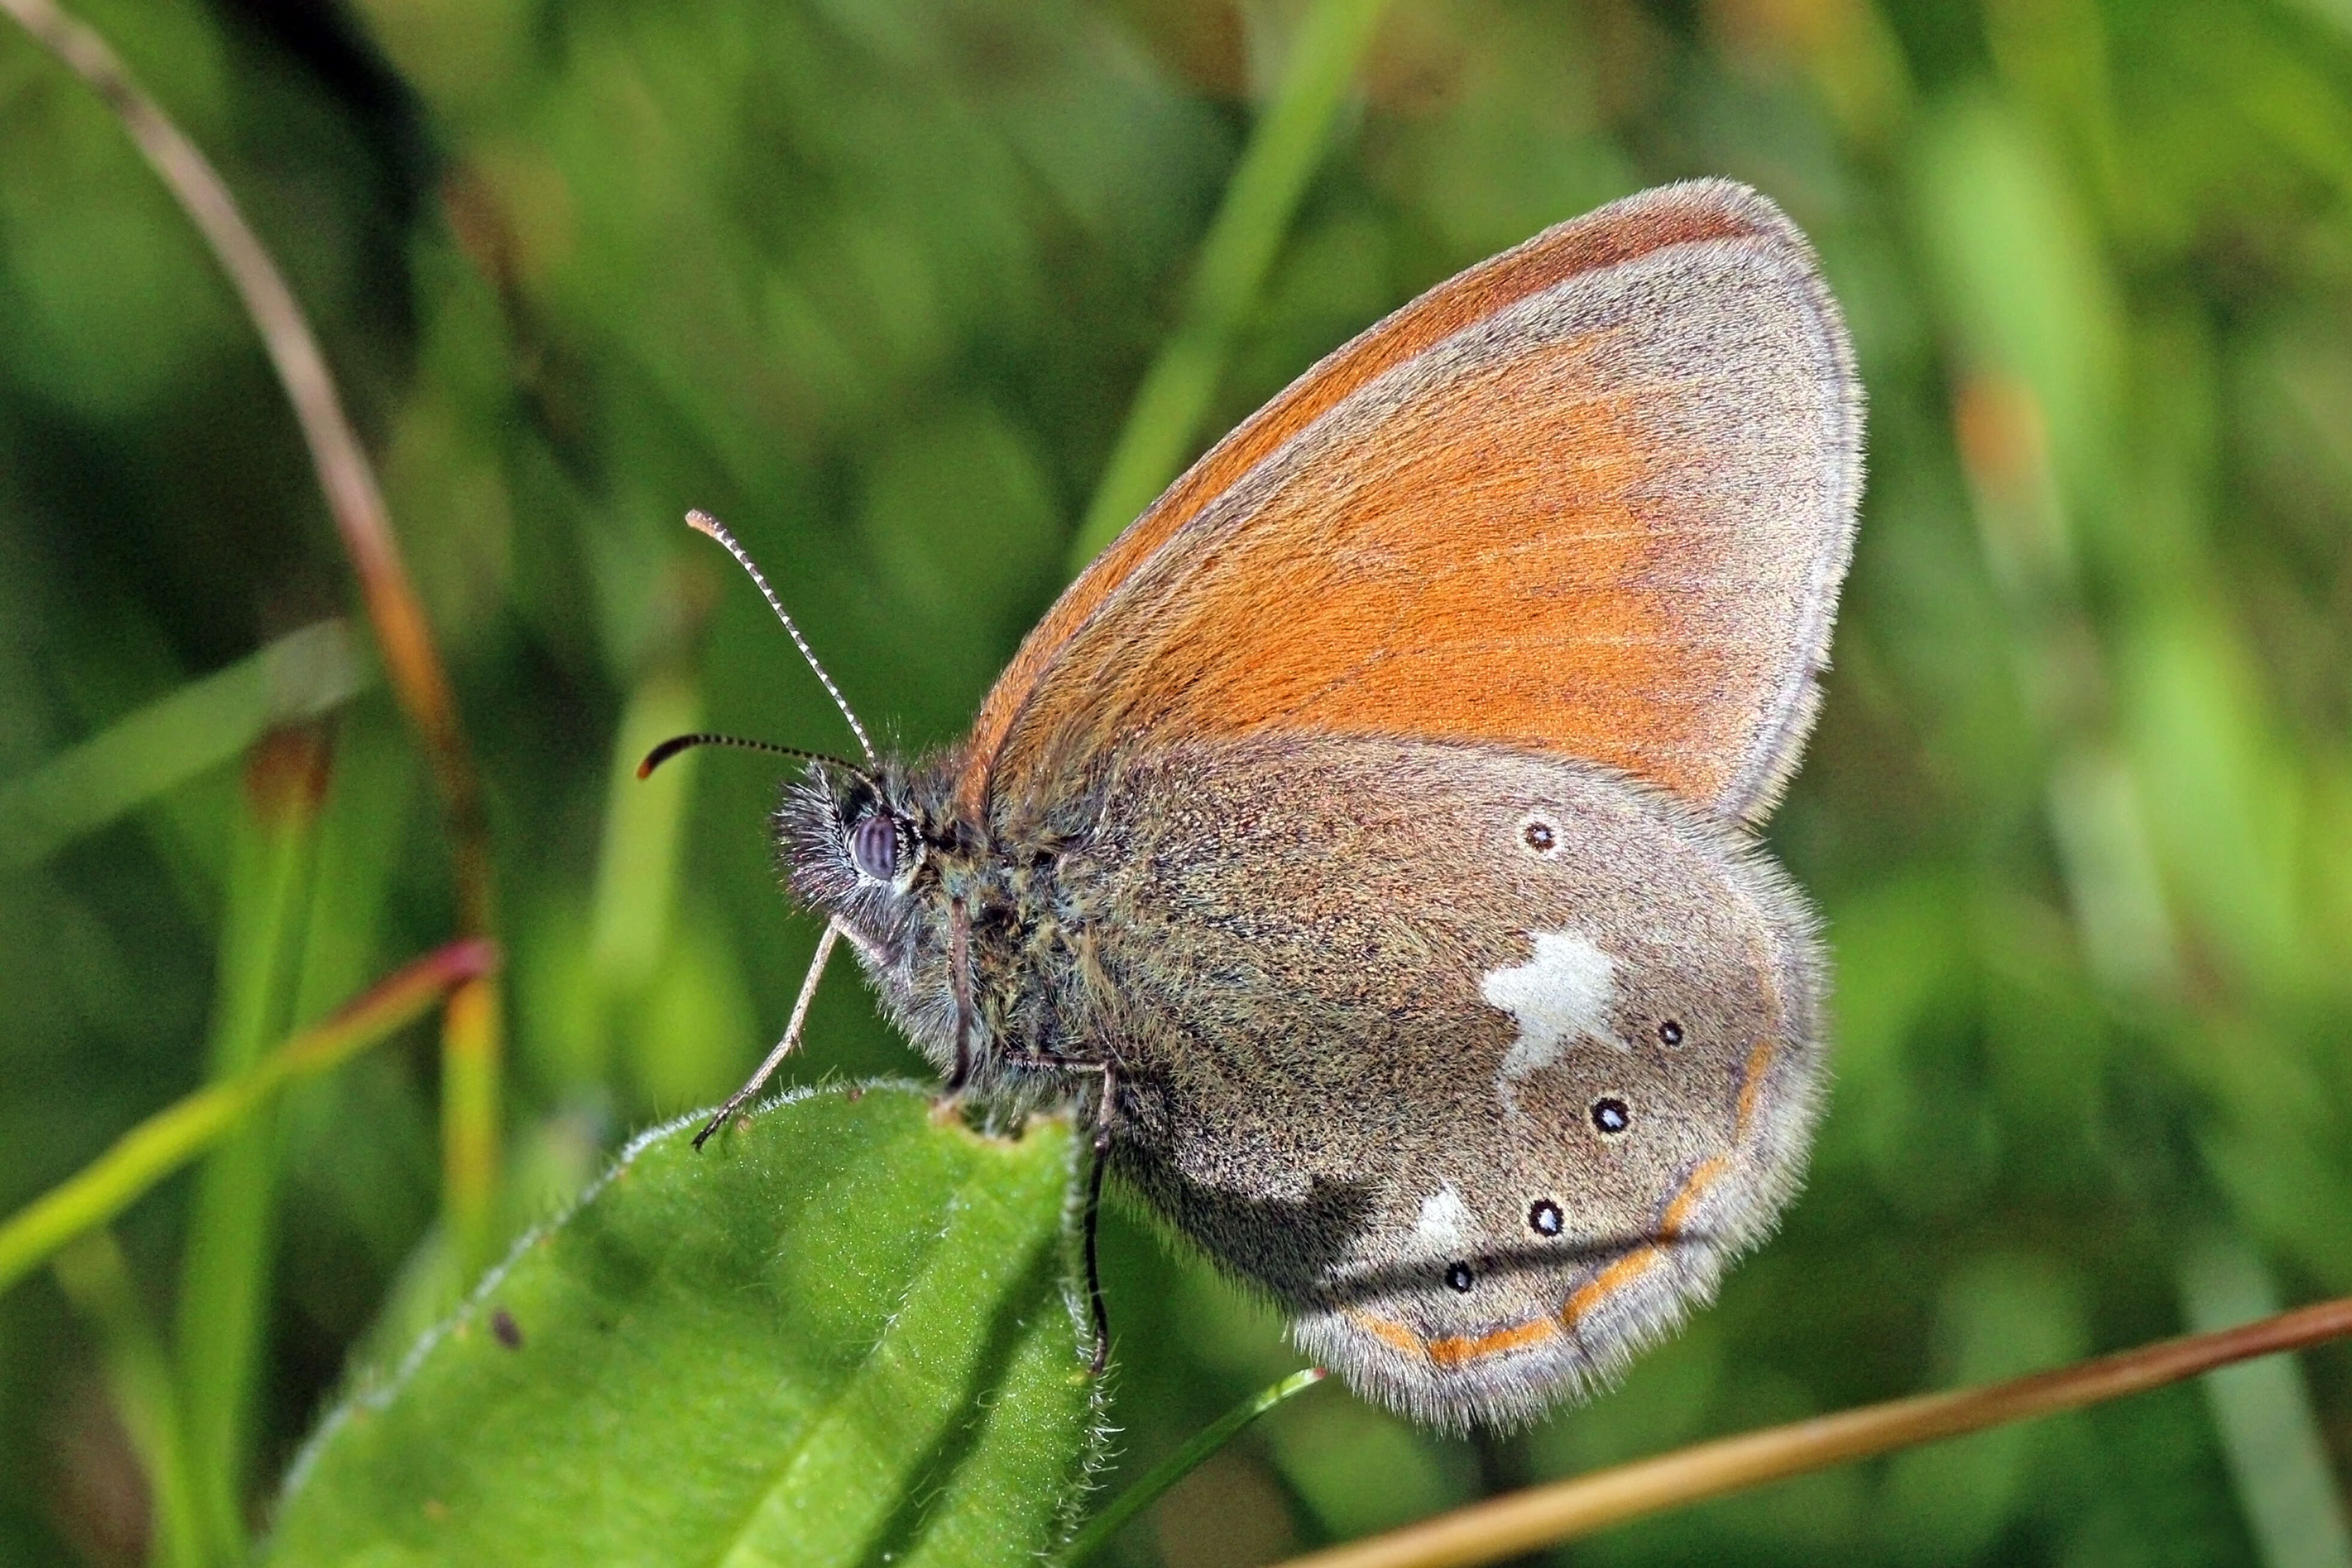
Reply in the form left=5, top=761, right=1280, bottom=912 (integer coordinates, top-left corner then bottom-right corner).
left=945, top=902, right=974, bottom=1094
left=948, top=1027, right=1120, bottom=1372
left=693, top=922, right=841, bottom=1151
left=1071, top=1062, right=1121, bottom=1375
left=997, top=1052, right=1120, bottom=1375
left=1083, top=1119, right=1112, bottom=1375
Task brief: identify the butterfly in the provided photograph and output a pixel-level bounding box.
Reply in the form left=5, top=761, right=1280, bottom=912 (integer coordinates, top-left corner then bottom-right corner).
left=649, top=178, right=1861, bottom=1430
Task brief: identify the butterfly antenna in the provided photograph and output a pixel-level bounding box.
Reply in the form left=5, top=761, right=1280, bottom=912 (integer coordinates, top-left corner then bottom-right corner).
left=636, top=732, right=873, bottom=786
left=685, top=508, right=878, bottom=767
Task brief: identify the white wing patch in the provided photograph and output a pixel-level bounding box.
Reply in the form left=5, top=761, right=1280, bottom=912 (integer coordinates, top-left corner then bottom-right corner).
left=1483, top=930, right=1622, bottom=1112
left=1414, top=1184, right=1472, bottom=1253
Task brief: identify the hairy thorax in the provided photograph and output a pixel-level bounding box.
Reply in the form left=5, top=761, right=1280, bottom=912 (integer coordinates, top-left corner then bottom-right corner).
left=772, top=747, right=1131, bottom=1098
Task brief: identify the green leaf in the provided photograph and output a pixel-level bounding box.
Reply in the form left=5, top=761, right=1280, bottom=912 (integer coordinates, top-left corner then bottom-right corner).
left=265, top=1083, right=1101, bottom=1567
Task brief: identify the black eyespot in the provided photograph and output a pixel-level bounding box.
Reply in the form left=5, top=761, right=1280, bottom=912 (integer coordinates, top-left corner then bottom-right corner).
left=1528, top=1199, right=1564, bottom=1237
left=1445, top=1262, right=1475, bottom=1292
left=1522, top=821, right=1555, bottom=852
left=848, top=812, right=898, bottom=882
left=1658, top=1019, right=1684, bottom=1047
left=1591, top=1097, right=1631, bottom=1136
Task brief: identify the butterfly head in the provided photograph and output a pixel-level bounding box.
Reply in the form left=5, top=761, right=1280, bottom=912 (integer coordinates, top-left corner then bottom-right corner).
left=775, top=755, right=935, bottom=904
left=773, top=753, right=974, bottom=1064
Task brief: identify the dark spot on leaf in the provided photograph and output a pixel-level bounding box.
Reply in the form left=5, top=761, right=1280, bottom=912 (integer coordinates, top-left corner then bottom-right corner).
left=492, top=1308, right=522, bottom=1350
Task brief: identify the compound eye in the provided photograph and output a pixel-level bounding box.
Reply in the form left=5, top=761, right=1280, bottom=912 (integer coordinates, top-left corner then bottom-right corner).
left=848, top=812, right=898, bottom=882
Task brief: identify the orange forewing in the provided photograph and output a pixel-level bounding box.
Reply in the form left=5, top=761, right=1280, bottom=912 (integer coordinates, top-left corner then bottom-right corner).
left=961, top=181, right=1860, bottom=824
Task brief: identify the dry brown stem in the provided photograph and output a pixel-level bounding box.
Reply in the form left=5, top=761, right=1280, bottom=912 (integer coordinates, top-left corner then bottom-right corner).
left=1279, top=1294, right=2352, bottom=1568
left=1, top=0, right=503, bottom=1255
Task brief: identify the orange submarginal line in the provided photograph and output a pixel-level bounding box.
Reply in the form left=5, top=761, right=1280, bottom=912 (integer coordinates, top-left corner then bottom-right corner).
left=1353, top=1310, right=1425, bottom=1355
left=1347, top=1036, right=1779, bottom=1369
left=1425, top=1312, right=1565, bottom=1369
left=1733, top=1036, right=1774, bottom=1132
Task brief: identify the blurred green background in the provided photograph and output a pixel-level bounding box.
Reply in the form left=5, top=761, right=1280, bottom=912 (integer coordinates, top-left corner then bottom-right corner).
left=4, top=0, right=2352, bottom=1563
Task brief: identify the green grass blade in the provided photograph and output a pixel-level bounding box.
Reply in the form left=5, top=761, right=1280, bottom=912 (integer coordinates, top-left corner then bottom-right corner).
left=0, top=620, right=365, bottom=870
left=589, top=671, right=700, bottom=999
left=437, top=973, right=504, bottom=1281
left=2179, top=1230, right=2352, bottom=1568
left=52, top=1231, right=211, bottom=1568
left=267, top=1085, right=1104, bottom=1567
left=0, top=940, right=495, bottom=1298
left=1067, top=0, right=1392, bottom=569
left=1057, top=1366, right=1327, bottom=1566
left=0, top=0, right=510, bottom=1295
left=176, top=749, right=327, bottom=1558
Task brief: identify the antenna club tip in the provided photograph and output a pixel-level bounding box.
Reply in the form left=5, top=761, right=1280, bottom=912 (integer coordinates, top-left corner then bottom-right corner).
left=637, top=735, right=694, bottom=779
left=685, top=508, right=724, bottom=540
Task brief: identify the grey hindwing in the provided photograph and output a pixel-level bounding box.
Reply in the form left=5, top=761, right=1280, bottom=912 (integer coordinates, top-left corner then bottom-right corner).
left=1066, top=734, right=1826, bottom=1430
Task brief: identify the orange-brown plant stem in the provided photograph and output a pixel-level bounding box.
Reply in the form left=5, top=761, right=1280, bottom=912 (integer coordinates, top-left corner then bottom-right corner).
left=1278, top=1293, right=2352, bottom=1568
left=0, top=939, right=499, bottom=1298
left=0, top=0, right=503, bottom=1264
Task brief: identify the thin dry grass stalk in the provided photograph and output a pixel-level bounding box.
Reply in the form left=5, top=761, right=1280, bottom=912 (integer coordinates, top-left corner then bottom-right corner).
left=1275, top=1294, right=2352, bottom=1568
left=0, top=0, right=506, bottom=1263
